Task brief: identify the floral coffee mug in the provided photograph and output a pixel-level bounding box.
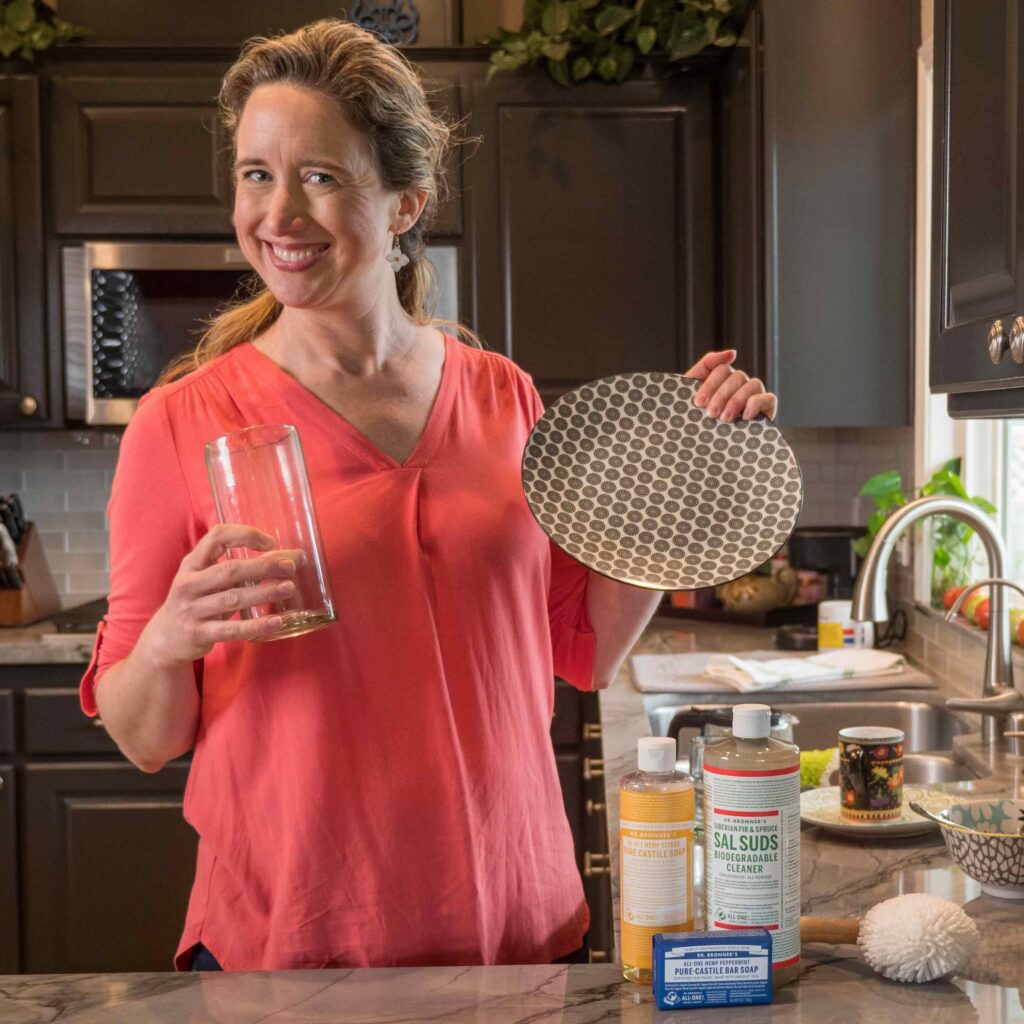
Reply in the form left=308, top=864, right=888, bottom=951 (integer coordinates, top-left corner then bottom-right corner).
left=838, top=726, right=905, bottom=821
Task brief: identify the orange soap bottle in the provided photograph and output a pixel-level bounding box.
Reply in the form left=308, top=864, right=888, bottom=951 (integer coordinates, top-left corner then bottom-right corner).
left=619, top=736, right=695, bottom=984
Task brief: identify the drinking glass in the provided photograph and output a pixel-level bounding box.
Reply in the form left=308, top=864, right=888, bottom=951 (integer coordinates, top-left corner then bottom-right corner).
left=205, top=424, right=335, bottom=641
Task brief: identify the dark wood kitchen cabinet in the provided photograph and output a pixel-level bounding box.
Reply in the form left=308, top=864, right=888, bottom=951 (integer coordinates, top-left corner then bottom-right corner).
left=551, top=679, right=613, bottom=962
left=0, top=665, right=196, bottom=973
left=49, top=68, right=234, bottom=236
left=759, top=1, right=916, bottom=427
left=21, top=761, right=194, bottom=973
left=467, top=71, right=715, bottom=405
left=0, top=763, right=17, bottom=973
left=931, top=0, right=1024, bottom=417
left=0, top=76, right=47, bottom=426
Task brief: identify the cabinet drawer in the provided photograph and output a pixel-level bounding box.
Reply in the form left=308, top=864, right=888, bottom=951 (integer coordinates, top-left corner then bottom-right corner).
left=0, top=691, right=13, bottom=755
left=23, top=689, right=119, bottom=755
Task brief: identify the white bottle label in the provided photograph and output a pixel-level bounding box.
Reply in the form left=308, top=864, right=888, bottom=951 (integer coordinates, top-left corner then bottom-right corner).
left=621, top=819, right=692, bottom=927
left=703, top=764, right=801, bottom=970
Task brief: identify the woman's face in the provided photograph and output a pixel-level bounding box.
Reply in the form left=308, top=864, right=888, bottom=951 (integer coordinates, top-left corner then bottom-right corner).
left=232, top=82, right=414, bottom=312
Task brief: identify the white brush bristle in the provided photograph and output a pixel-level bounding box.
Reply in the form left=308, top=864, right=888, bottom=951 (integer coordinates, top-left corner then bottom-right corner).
left=857, top=893, right=979, bottom=983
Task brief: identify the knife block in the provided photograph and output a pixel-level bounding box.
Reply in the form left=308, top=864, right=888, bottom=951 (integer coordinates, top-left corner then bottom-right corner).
left=0, top=522, right=62, bottom=627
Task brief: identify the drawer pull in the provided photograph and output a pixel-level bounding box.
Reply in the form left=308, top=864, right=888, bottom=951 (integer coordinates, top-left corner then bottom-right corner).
left=584, top=851, right=610, bottom=876
left=585, top=799, right=606, bottom=817
left=583, top=757, right=604, bottom=780
left=92, top=718, right=106, bottom=729
left=588, top=949, right=609, bottom=962
left=989, top=319, right=1009, bottom=363
left=582, top=722, right=603, bottom=741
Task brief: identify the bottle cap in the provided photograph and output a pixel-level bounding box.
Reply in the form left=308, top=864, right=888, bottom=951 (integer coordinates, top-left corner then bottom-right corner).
left=638, top=736, right=677, bottom=772
left=732, top=703, right=771, bottom=739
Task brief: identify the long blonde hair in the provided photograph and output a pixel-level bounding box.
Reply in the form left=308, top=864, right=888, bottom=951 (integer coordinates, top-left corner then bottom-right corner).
left=158, top=19, right=479, bottom=385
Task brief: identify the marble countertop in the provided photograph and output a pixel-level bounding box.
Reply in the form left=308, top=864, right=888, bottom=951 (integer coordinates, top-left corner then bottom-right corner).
left=1, top=617, right=1022, bottom=1021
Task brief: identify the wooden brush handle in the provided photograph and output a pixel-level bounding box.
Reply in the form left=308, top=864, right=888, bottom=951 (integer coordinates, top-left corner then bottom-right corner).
left=800, top=916, right=861, bottom=945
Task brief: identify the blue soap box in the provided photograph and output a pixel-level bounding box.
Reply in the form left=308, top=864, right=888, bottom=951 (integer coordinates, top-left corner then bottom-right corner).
left=652, top=929, right=773, bottom=1010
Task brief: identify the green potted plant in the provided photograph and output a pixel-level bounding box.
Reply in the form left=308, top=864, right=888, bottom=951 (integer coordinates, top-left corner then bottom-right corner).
left=0, top=0, right=87, bottom=61
left=483, top=0, right=755, bottom=86
left=854, top=458, right=997, bottom=610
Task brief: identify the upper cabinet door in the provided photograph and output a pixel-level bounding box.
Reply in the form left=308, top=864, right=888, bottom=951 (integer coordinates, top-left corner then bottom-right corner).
left=932, top=0, right=1024, bottom=411
left=50, top=71, right=233, bottom=236
left=762, top=0, right=915, bottom=428
left=468, top=73, right=714, bottom=404
left=0, top=76, right=46, bottom=425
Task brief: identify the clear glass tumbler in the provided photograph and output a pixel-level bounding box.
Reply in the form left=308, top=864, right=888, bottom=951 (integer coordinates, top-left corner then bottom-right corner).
left=205, top=423, right=335, bottom=641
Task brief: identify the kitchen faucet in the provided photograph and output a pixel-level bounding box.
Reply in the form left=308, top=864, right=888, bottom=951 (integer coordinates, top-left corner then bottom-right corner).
left=850, top=495, right=1024, bottom=752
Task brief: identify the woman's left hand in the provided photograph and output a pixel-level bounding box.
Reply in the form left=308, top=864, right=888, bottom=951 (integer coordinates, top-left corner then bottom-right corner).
left=684, top=349, right=777, bottom=422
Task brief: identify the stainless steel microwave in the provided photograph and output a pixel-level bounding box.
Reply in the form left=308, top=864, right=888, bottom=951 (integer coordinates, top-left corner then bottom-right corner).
left=63, top=242, right=255, bottom=425
left=63, top=240, right=459, bottom=426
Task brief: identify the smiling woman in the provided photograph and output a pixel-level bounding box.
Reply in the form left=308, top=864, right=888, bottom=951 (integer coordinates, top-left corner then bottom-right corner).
left=80, top=17, right=776, bottom=979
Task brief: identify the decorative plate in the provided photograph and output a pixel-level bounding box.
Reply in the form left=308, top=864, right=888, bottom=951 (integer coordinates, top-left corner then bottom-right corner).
left=800, top=786, right=955, bottom=838
left=521, top=373, right=803, bottom=590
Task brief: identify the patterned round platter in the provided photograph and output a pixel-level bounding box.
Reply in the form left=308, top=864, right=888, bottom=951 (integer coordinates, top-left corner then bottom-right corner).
left=521, top=372, right=803, bottom=590
left=800, top=786, right=954, bottom=838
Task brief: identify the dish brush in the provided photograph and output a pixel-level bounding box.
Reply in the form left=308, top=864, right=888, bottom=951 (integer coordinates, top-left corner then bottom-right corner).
left=801, top=893, right=979, bottom=982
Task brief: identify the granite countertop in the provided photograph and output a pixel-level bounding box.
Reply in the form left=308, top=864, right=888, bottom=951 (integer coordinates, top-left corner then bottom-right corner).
left=0, top=617, right=1022, bottom=1021
left=0, top=619, right=96, bottom=664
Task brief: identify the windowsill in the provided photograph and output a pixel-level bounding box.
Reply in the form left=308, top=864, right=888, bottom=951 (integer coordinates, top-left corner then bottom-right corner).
left=913, top=599, right=1024, bottom=675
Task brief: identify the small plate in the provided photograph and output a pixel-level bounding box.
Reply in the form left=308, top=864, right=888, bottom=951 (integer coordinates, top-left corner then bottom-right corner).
left=800, top=786, right=954, bottom=837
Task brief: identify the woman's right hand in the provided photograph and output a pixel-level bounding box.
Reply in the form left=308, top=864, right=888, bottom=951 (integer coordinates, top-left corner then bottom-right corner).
left=140, top=524, right=301, bottom=668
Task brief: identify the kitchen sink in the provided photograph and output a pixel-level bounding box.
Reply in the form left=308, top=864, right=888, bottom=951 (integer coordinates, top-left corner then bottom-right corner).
left=823, top=753, right=973, bottom=786
left=645, top=695, right=975, bottom=758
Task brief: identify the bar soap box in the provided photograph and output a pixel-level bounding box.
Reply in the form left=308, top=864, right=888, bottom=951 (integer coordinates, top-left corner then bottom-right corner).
left=652, top=928, right=773, bottom=1010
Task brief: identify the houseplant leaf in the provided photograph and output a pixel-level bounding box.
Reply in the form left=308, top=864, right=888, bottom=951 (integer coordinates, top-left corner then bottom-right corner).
left=5, top=0, right=35, bottom=33
left=595, top=5, right=634, bottom=35
left=541, top=0, right=571, bottom=37
left=859, top=470, right=902, bottom=498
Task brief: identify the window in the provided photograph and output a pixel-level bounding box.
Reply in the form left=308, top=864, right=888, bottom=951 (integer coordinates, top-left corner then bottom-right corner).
left=913, top=27, right=1021, bottom=606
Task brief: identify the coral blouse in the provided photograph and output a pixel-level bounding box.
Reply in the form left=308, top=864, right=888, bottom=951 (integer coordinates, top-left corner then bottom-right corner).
left=79, top=335, right=595, bottom=970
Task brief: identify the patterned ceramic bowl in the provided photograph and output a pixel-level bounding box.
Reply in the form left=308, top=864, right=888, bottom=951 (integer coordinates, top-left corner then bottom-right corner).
left=937, top=800, right=1024, bottom=899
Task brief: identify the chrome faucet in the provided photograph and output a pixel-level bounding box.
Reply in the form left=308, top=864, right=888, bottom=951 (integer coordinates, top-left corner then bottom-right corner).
left=850, top=494, right=1024, bottom=751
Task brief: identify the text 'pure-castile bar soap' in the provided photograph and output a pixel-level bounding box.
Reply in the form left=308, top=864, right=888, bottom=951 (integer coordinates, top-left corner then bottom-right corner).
left=702, top=704, right=801, bottom=989
left=620, top=736, right=695, bottom=984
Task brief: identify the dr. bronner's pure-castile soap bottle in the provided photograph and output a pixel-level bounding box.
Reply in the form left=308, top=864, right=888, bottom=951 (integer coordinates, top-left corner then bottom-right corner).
left=703, top=704, right=801, bottom=989
left=620, top=736, right=695, bottom=984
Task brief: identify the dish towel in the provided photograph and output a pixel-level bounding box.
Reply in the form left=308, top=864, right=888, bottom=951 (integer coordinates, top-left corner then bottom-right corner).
left=704, top=649, right=908, bottom=693
left=629, top=649, right=933, bottom=694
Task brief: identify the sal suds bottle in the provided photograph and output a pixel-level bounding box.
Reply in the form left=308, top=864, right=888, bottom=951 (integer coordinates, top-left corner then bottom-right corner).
left=703, top=703, right=801, bottom=989
left=620, top=736, right=695, bottom=984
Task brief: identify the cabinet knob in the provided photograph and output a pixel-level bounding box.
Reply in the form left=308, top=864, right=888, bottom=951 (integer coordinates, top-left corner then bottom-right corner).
left=585, top=799, right=607, bottom=816
left=584, top=851, right=610, bottom=876
left=582, top=722, right=603, bottom=742
left=582, top=757, right=604, bottom=780
left=588, top=949, right=610, bottom=962
left=19, top=395, right=38, bottom=416
left=1010, top=316, right=1024, bottom=365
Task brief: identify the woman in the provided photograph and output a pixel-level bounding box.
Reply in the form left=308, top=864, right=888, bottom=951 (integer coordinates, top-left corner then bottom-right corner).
left=79, top=20, right=777, bottom=972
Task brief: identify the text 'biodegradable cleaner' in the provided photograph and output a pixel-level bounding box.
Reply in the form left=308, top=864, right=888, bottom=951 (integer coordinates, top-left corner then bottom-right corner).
left=620, top=736, right=695, bottom=984
left=703, top=704, right=801, bottom=989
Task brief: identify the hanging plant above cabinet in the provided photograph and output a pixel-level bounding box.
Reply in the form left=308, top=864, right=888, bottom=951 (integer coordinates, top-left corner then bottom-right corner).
left=0, top=0, right=87, bottom=60
left=484, top=0, right=754, bottom=85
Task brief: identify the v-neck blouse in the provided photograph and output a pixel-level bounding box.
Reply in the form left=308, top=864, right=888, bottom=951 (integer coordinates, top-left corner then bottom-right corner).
left=79, top=334, right=596, bottom=971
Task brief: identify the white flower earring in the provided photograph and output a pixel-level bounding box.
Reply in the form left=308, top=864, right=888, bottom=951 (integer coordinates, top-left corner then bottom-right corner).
left=385, top=234, right=409, bottom=272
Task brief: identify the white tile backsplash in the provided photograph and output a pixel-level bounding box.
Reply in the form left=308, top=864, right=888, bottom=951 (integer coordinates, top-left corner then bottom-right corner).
left=0, top=430, right=120, bottom=609
left=1, top=420, right=915, bottom=611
